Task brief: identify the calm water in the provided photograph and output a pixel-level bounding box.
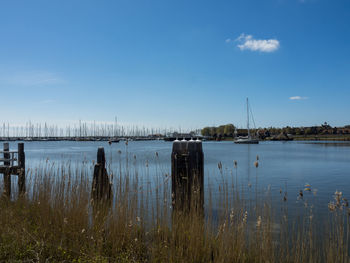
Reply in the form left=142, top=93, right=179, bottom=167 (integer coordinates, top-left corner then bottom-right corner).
left=3, top=140, right=350, bottom=217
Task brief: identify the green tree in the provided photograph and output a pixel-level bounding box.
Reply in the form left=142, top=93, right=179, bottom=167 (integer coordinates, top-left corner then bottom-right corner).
left=201, top=127, right=211, bottom=136
left=215, top=125, right=223, bottom=136
left=224, top=124, right=235, bottom=136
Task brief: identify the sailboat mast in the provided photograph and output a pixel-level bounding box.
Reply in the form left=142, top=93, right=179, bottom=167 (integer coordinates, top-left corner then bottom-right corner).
left=247, top=98, right=250, bottom=138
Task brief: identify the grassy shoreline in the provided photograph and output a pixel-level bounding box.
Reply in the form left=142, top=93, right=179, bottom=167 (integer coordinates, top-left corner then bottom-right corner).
left=1, top=158, right=350, bottom=262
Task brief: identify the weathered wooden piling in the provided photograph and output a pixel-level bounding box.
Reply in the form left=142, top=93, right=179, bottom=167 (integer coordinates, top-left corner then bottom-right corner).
left=1, top=143, right=26, bottom=198
left=18, top=143, right=25, bottom=195
left=91, top=147, right=112, bottom=203
left=3, top=143, right=11, bottom=198
left=171, top=140, right=204, bottom=213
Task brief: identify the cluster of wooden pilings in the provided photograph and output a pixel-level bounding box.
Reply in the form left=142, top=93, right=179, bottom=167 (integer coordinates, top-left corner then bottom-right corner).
left=0, top=143, right=25, bottom=198
left=1, top=141, right=204, bottom=214
left=91, top=140, right=204, bottom=213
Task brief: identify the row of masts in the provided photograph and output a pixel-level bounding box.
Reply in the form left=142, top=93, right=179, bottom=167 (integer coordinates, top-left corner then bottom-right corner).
left=0, top=121, right=196, bottom=138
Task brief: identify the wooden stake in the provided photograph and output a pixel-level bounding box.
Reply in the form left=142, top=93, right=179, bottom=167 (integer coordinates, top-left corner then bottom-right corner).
left=3, top=143, right=11, bottom=198
left=18, top=143, right=25, bottom=196
left=92, top=147, right=111, bottom=203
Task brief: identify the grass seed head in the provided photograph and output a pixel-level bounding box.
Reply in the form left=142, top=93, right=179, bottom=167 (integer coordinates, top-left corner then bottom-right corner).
left=256, top=216, right=262, bottom=228
left=328, top=202, right=336, bottom=212
left=233, top=160, right=237, bottom=168
left=299, top=190, right=303, bottom=198
left=218, top=161, right=222, bottom=170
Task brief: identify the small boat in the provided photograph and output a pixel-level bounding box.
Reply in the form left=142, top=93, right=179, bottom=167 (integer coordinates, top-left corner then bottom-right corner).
left=234, top=136, right=259, bottom=144
left=234, top=98, right=259, bottom=144
left=108, top=138, right=120, bottom=144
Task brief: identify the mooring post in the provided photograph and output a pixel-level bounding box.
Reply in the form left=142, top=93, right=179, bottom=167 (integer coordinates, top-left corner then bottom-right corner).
left=171, top=140, right=204, bottom=213
left=97, top=147, right=106, bottom=166
left=17, top=143, right=25, bottom=196
left=92, top=147, right=111, bottom=203
left=3, top=143, right=11, bottom=198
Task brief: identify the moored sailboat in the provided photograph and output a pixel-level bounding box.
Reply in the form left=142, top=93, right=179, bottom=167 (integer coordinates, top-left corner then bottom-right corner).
left=234, top=98, right=259, bottom=144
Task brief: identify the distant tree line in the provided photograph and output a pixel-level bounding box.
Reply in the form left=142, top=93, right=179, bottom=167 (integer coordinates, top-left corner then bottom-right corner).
left=201, top=124, right=235, bottom=138
left=201, top=122, right=350, bottom=139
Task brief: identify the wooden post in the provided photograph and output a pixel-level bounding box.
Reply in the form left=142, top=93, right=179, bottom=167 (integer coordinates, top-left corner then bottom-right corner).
left=18, top=143, right=25, bottom=196
left=3, top=143, right=11, bottom=198
left=92, top=147, right=111, bottom=203
left=171, top=140, right=204, bottom=213
left=97, top=147, right=106, bottom=166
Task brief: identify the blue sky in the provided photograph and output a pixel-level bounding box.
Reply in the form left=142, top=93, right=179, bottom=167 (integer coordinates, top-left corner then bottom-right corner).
left=0, top=0, right=349, bottom=130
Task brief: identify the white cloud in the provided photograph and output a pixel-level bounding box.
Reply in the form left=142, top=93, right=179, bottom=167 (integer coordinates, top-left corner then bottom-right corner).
left=289, top=96, right=308, bottom=100
left=235, top=34, right=280, bottom=52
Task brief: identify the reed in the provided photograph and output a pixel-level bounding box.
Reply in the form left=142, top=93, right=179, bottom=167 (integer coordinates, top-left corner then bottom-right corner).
left=0, top=155, right=349, bottom=262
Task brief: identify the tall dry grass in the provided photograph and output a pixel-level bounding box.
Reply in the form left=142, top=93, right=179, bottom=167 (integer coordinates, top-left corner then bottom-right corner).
left=0, top=153, right=349, bottom=262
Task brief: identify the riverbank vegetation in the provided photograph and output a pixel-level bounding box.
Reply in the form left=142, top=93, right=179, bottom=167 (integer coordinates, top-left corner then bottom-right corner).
left=201, top=122, right=350, bottom=141
left=1, top=156, right=350, bottom=262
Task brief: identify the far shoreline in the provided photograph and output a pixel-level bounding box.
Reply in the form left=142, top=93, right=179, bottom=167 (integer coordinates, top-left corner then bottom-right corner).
left=1, top=134, right=350, bottom=142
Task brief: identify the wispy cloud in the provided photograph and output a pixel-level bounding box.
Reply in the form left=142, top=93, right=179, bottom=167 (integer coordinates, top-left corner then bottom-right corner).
left=229, top=34, right=280, bottom=53
left=0, top=71, right=63, bottom=87
left=40, top=99, right=55, bottom=104
left=289, top=96, right=308, bottom=100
